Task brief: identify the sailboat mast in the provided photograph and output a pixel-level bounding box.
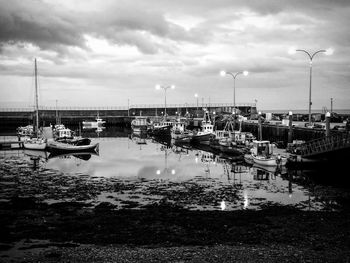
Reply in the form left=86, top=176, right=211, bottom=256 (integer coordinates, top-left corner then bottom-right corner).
left=34, top=58, right=39, bottom=134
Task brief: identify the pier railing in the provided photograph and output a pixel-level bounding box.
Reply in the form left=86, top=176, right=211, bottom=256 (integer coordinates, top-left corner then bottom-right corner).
left=299, top=132, right=350, bottom=158
left=0, top=102, right=256, bottom=112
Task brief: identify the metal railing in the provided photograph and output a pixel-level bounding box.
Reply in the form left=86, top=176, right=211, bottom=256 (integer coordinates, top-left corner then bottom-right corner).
left=299, top=132, right=350, bottom=157
left=0, top=102, right=257, bottom=112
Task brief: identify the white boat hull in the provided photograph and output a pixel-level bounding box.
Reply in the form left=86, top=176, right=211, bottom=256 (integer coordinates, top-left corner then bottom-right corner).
left=249, top=154, right=287, bottom=166
left=23, top=138, right=47, bottom=150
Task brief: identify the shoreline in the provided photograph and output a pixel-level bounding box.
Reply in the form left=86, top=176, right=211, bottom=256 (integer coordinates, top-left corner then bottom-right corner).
left=1, top=202, right=350, bottom=262
left=1, top=150, right=350, bottom=262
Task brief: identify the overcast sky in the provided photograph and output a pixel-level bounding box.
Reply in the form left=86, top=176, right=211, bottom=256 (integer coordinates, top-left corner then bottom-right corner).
left=0, top=0, right=349, bottom=110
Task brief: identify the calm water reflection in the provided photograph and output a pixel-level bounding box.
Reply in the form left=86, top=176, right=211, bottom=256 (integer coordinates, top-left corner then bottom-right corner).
left=0, top=128, right=348, bottom=211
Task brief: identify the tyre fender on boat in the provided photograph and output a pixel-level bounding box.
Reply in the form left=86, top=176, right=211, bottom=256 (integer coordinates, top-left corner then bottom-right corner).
left=276, top=154, right=282, bottom=165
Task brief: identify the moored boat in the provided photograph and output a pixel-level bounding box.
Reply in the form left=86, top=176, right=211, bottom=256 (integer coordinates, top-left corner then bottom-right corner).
left=23, top=59, right=47, bottom=150
left=191, top=111, right=214, bottom=145
left=149, top=121, right=173, bottom=137
left=171, top=122, right=193, bottom=142
left=17, top=125, right=34, bottom=138
left=47, top=140, right=99, bottom=154
left=83, top=116, right=106, bottom=127
left=131, top=117, right=151, bottom=133
left=23, top=137, right=47, bottom=150
left=244, top=140, right=287, bottom=166
left=53, top=127, right=91, bottom=146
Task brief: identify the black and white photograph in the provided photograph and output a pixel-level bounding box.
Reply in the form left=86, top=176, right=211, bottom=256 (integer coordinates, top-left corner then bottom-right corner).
left=0, top=0, right=349, bottom=262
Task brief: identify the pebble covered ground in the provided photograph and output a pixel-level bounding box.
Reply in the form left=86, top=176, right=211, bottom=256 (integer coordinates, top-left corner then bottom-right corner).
left=1, top=155, right=350, bottom=262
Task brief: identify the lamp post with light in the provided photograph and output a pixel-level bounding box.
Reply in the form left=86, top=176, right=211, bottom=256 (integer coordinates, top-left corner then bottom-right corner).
left=155, top=84, right=175, bottom=118
left=220, top=70, right=248, bottom=115
left=289, top=48, right=333, bottom=125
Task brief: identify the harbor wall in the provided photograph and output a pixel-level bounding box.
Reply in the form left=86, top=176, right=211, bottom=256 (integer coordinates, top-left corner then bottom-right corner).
left=240, top=122, right=327, bottom=146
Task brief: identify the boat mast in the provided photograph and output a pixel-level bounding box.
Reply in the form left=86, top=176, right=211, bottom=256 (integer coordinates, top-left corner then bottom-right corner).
left=55, top=99, right=60, bottom=124
left=34, top=58, right=39, bottom=135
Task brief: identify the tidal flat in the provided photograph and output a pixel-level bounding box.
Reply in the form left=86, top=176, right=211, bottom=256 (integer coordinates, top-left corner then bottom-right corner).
left=0, top=153, right=350, bottom=262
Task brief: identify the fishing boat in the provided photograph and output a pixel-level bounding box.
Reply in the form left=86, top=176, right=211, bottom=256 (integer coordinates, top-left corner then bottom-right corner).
left=17, top=125, right=34, bottom=138
left=191, top=111, right=214, bottom=145
left=244, top=140, right=287, bottom=166
left=213, top=116, right=255, bottom=148
left=23, top=59, right=47, bottom=150
left=53, top=126, right=91, bottom=146
left=171, top=122, right=193, bottom=142
left=82, top=116, right=106, bottom=127
left=47, top=140, right=99, bottom=154
left=149, top=121, right=173, bottom=137
left=131, top=117, right=151, bottom=133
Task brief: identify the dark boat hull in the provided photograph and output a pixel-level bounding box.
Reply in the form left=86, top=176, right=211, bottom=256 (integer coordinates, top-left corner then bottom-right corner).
left=149, top=126, right=171, bottom=137
left=48, top=142, right=99, bottom=154
left=191, top=133, right=213, bottom=144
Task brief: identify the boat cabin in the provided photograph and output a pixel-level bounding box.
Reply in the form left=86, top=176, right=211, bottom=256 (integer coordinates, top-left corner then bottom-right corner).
left=56, top=128, right=73, bottom=139
left=131, top=117, right=149, bottom=126
left=252, top=140, right=273, bottom=157
left=17, top=125, right=34, bottom=136
left=172, top=122, right=186, bottom=132
left=153, top=121, right=173, bottom=129
left=201, top=123, right=214, bottom=134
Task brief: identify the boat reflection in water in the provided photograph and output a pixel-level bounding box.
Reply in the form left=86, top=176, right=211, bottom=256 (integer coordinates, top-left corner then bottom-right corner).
left=8, top=130, right=346, bottom=211
left=23, top=149, right=48, bottom=170
left=250, top=163, right=287, bottom=181
left=48, top=151, right=99, bottom=161
left=82, top=125, right=106, bottom=138
left=130, top=132, right=148, bottom=150
left=23, top=148, right=99, bottom=170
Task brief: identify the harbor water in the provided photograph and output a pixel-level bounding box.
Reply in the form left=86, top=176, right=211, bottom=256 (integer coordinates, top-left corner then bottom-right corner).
left=1, top=127, right=349, bottom=212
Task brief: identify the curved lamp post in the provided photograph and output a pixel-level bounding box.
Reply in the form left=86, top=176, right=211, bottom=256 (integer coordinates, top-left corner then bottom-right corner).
left=289, top=48, right=333, bottom=125
left=156, top=84, right=175, bottom=118
left=220, top=70, right=248, bottom=115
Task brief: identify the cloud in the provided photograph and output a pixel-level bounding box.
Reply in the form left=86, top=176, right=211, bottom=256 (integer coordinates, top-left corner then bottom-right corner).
left=0, top=0, right=349, bottom=109
left=0, top=0, right=86, bottom=53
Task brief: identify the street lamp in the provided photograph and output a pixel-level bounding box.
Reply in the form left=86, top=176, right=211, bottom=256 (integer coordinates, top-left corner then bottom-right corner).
left=220, top=70, right=249, bottom=115
left=155, top=84, right=175, bottom=118
left=289, top=48, right=333, bottom=125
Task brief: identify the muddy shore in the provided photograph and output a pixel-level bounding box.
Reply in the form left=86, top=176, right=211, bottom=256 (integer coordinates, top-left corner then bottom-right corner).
left=1, top=155, right=350, bottom=262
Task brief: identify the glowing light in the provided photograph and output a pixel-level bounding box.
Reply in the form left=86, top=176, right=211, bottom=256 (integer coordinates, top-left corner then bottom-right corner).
left=243, top=70, right=249, bottom=76
left=325, top=48, right=334, bottom=55
left=171, top=169, right=176, bottom=175
left=156, top=170, right=161, bottom=175
left=194, top=93, right=198, bottom=98
left=220, top=200, right=226, bottom=210
left=220, top=70, right=226, bottom=77
left=288, top=47, right=297, bottom=55
left=243, top=190, right=249, bottom=209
